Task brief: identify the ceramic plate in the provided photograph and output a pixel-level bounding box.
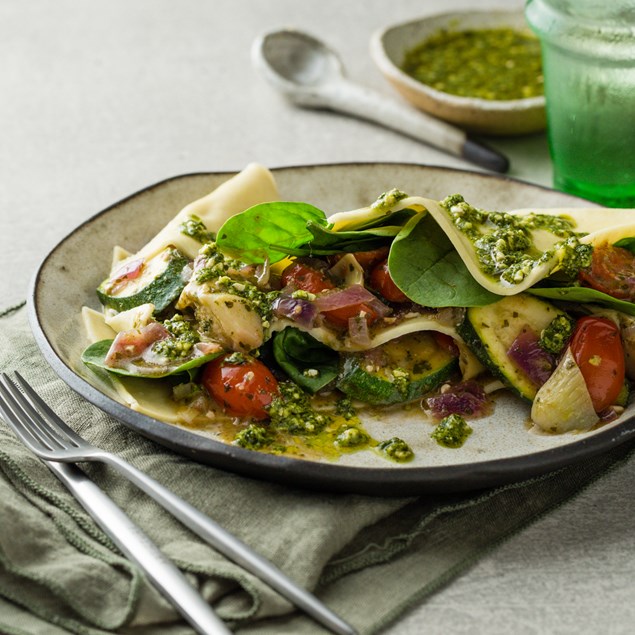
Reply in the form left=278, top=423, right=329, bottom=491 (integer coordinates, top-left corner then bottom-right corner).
left=29, top=163, right=635, bottom=495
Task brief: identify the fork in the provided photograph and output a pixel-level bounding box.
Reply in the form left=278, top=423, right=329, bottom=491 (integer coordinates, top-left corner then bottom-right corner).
left=0, top=371, right=356, bottom=635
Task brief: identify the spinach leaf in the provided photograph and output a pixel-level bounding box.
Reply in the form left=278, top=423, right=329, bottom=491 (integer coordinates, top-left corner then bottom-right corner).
left=528, top=286, right=635, bottom=316
left=273, top=328, right=339, bottom=394
left=388, top=213, right=500, bottom=307
left=613, top=237, right=635, bottom=254
left=82, top=340, right=223, bottom=378
left=216, top=201, right=328, bottom=264
left=278, top=222, right=400, bottom=256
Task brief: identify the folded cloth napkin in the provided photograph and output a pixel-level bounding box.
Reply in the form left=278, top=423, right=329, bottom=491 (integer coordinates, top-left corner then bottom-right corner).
left=1, top=302, right=634, bottom=635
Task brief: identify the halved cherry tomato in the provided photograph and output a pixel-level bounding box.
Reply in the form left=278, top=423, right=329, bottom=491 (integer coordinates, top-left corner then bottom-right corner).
left=281, top=259, right=378, bottom=328
left=579, top=243, right=635, bottom=301
left=569, top=316, right=625, bottom=412
left=369, top=258, right=409, bottom=303
left=202, top=354, right=279, bottom=420
left=281, top=261, right=335, bottom=294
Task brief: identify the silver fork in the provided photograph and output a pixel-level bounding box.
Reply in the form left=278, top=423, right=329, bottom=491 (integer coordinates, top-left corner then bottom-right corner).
left=0, top=371, right=356, bottom=635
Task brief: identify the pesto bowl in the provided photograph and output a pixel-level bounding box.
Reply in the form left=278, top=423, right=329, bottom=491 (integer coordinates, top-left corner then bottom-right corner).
left=370, top=10, right=546, bottom=136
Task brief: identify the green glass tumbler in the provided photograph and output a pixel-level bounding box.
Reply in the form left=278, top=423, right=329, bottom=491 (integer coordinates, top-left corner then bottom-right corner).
left=526, top=0, right=635, bottom=207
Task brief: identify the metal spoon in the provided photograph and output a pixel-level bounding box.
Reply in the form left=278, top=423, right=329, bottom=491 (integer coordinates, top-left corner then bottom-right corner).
left=252, top=29, right=509, bottom=174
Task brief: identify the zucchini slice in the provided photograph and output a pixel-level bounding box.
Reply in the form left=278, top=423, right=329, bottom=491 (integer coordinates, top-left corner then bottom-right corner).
left=457, top=294, right=568, bottom=401
left=336, top=331, right=458, bottom=406
left=97, top=247, right=190, bottom=314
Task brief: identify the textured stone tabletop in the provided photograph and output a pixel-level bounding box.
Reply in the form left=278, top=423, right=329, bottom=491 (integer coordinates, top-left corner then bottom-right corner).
left=1, top=0, right=634, bottom=633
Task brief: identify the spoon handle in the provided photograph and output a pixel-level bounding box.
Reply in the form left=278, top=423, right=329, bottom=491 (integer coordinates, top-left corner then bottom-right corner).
left=319, top=79, right=509, bottom=173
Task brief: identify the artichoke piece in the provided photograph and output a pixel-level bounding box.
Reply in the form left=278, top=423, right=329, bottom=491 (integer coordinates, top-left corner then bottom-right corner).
left=531, top=347, right=598, bottom=433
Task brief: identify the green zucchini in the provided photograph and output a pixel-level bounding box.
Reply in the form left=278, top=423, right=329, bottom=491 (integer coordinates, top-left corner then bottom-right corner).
left=336, top=332, right=458, bottom=406
left=457, top=293, right=568, bottom=401
left=97, top=247, right=190, bottom=314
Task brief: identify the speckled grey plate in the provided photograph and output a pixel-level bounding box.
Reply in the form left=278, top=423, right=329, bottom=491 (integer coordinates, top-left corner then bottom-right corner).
left=28, top=163, right=635, bottom=495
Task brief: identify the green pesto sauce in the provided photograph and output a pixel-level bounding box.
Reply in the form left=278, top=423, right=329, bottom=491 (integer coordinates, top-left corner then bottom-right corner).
left=377, top=437, right=414, bottom=463
left=539, top=314, right=574, bottom=355
left=431, top=414, right=473, bottom=449
left=371, top=188, right=408, bottom=213
left=402, top=28, right=543, bottom=101
left=179, top=214, right=215, bottom=243
left=441, top=195, right=592, bottom=285
left=268, top=381, right=332, bottom=435
left=153, top=315, right=200, bottom=359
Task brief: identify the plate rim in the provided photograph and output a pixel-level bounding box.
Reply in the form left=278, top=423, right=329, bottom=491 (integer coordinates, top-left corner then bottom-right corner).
left=28, top=161, right=635, bottom=495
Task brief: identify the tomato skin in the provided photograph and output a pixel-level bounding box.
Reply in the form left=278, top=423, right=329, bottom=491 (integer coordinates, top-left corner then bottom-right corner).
left=202, top=354, right=279, bottom=420
left=328, top=247, right=389, bottom=270
left=370, top=258, right=409, bottom=303
left=579, top=243, right=635, bottom=301
left=433, top=332, right=459, bottom=357
left=322, top=303, right=379, bottom=328
left=569, top=316, right=625, bottom=412
left=281, top=261, right=334, bottom=294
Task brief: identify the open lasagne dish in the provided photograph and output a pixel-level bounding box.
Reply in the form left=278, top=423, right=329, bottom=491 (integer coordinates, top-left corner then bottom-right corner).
left=30, top=163, right=635, bottom=494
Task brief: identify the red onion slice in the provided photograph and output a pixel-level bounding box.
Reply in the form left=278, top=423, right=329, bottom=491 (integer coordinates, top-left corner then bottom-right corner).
left=424, top=380, right=491, bottom=419
left=507, top=328, right=554, bottom=387
left=272, top=294, right=317, bottom=328
left=348, top=315, right=371, bottom=346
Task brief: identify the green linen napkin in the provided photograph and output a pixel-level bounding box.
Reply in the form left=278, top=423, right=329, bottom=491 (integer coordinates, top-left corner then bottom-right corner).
left=1, top=302, right=634, bottom=635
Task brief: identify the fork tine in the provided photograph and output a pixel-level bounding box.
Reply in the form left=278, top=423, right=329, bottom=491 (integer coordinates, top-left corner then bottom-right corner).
left=2, top=373, right=76, bottom=451
left=0, top=374, right=59, bottom=453
left=13, top=372, right=83, bottom=447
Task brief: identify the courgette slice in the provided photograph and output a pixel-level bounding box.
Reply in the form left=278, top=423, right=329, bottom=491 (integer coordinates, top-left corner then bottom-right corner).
left=336, top=331, right=458, bottom=406
left=457, top=294, right=568, bottom=401
left=97, top=247, right=190, bottom=314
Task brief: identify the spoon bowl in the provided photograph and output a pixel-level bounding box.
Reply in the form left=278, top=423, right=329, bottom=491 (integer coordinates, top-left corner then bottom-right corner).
left=252, top=29, right=510, bottom=173
left=257, top=30, right=343, bottom=98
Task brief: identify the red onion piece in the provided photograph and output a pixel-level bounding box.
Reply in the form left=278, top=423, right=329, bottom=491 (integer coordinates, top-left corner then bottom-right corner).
left=507, top=328, right=554, bottom=387
left=272, top=294, right=317, bottom=328
left=348, top=315, right=371, bottom=346
left=424, top=380, right=491, bottom=419
left=314, top=284, right=390, bottom=316
left=106, top=321, right=170, bottom=367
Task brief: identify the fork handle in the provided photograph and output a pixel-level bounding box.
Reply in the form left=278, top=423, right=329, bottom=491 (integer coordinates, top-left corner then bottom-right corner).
left=46, top=460, right=232, bottom=635
left=101, top=453, right=356, bottom=635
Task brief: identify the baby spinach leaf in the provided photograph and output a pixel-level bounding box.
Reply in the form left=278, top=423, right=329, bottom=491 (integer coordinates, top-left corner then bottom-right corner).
left=82, top=340, right=223, bottom=379
left=388, top=213, right=500, bottom=307
left=278, top=222, right=400, bottom=256
left=273, top=328, right=339, bottom=394
left=613, top=237, right=635, bottom=254
left=216, top=201, right=328, bottom=264
left=528, top=286, right=635, bottom=316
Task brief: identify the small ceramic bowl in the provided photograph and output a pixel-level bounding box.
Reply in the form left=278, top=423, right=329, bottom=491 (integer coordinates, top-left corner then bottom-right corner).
left=370, top=10, right=546, bottom=136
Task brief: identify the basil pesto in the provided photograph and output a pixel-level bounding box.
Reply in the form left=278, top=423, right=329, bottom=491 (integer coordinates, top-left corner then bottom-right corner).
left=402, top=27, right=543, bottom=101
left=179, top=214, right=215, bottom=243
left=378, top=437, right=414, bottom=463
left=431, top=414, right=473, bottom=448
left=154, top=314, right=200, bottom=359
left=441, top=195, right=593, bottom=285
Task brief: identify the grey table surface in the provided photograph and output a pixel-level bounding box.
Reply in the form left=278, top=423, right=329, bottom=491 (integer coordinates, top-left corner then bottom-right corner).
left=1, top=0, right=634, bottom=633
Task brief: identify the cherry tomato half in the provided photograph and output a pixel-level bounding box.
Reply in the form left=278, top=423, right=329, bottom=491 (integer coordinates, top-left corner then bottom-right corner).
left=369, top=258, right=409, bottom=303
left=281, top=261, right=334, bottom=294
left=569, top=316, right=625, bottom=412
left=202, top=354, right=279, bottom=420
left=579, top=243, right=635, bottom=301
